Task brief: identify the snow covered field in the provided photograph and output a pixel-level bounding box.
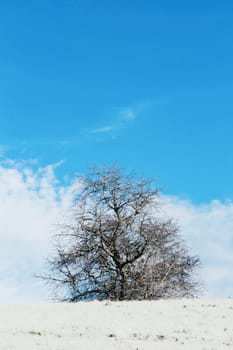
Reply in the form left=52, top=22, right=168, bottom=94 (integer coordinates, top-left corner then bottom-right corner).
left=0, top=299, right=233, bottom=350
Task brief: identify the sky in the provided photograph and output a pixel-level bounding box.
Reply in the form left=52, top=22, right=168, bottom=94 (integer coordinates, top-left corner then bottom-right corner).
left=0, top=0, right=233, bottom=302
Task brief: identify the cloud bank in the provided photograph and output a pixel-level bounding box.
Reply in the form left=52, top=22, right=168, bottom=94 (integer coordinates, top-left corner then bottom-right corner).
left=0, top=160, right=76, bottom=303
left=0, top=159, right=232, bottom=302
left=163, top=196, right=233, bottom=298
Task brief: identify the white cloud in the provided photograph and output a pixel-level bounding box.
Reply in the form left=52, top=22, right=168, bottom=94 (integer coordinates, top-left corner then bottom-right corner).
left=163, top=196, right=233, bottom=298
left=0, top=160, right=77, bottom=303
left=0, top=160, right=232, bottom=302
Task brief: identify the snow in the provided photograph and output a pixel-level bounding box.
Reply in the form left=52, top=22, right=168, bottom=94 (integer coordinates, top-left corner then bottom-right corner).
left=0, top=299, right=233, bottom=349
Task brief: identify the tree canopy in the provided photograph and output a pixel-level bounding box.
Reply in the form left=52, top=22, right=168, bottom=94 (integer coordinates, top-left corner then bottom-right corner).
left=40, top=166, right=201, bottom=301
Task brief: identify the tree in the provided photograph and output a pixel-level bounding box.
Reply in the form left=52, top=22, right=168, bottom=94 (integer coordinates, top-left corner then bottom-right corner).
left=40, top=166, right=201, bottom=301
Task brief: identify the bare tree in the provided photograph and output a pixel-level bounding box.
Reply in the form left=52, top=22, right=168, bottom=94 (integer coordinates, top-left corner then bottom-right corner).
left=39, top=166, right=201, bottom=301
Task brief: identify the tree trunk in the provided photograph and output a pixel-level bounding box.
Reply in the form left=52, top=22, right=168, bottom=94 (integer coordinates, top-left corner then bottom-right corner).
left=119, top=268, right=126, bottom=300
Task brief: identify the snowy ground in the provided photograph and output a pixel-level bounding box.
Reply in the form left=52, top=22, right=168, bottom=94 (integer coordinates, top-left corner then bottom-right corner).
left=0, top=299, right=233, bottom=349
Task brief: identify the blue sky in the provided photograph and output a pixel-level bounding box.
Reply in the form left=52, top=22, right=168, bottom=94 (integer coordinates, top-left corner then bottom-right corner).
left=0, top=1, right=233, bottom=301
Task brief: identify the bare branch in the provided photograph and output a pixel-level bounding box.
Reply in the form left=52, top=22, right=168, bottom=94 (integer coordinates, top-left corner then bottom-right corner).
left=37, top=165, right=201, bottom=301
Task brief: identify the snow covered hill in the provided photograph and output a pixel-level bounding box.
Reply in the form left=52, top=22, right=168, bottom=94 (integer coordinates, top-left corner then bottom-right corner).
left=0, top=299, right=232, bottom=349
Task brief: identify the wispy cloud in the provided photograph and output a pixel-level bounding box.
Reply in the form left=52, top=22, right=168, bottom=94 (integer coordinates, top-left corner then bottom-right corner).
left=118, top=107, right=137, bottom=120
left=89, top=125, right=114, bottom=134
left=87, top=105, right=137, bottom=138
